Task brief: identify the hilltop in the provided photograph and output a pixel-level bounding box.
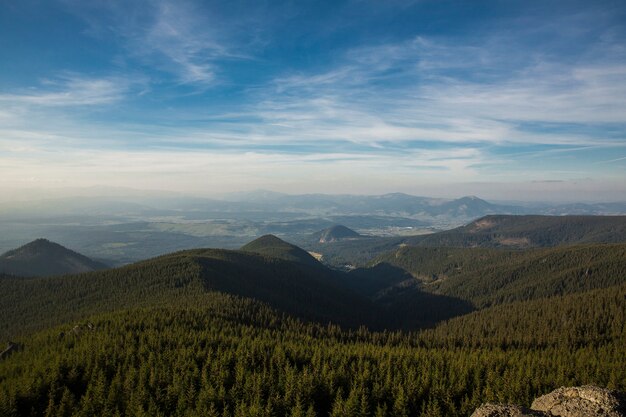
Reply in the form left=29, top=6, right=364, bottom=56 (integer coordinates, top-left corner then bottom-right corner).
left=314, top=225, right=362, bottom=243
left=0, top=239, right=107, bottom=277
left=240, top=234, right=322, bottom=268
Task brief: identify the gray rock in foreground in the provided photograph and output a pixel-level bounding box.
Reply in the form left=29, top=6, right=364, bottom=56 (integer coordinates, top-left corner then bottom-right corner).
left=471, top=386, right=626, bottom=417
left=532, top=386, right=625, bottom=417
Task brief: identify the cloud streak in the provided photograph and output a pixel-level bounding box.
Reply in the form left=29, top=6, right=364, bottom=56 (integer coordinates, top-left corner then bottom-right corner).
left=0, top=74, right=134, bottom=106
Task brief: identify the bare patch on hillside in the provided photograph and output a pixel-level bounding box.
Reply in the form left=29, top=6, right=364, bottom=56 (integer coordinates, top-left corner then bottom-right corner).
left=470, top=219, right=496, bottom=232
left=308, top=251, right=323, bottom=261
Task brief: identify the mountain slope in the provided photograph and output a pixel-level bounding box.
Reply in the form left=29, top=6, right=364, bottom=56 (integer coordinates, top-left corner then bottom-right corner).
left=368, top=243, right=626, bottom=308
left=0, top=239, right=107, bottom=277
left=410, top=215, right=626, bottom=248
left=240, top=234, right=322, bottom=268
left=0, top=245, right=377, bottom=339
left=0, top=279, right=623, bottom=417
left=421, top=282, right=626, bottom=348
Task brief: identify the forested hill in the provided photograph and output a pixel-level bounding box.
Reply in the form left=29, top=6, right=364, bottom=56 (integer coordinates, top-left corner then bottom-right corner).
left=0, top=230, right=625, bottom=416
left=367, top=243, right=626, bottom=307
left=0, top=246, right=376, bottom=340
left=409, top=214, right=626, bottom=248
left=419, top=282, right=626, bottom=349
left=0, top=275, right=624, bottom=416
left=313, top=225, right=362, bottom=243
left=240, top=234, right=322, bottom=268
left=0, top=238, right=107, bottom=277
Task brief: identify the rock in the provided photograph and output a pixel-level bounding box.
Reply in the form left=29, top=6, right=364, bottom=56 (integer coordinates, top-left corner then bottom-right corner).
left=471, top=386, right=626, bottom=417
left=531, top=385, right=626, bottom=417
left=471, top=403, right=548, bottom=417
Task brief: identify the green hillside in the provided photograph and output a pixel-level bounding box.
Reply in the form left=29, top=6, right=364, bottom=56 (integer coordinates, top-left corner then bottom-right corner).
left=0, top=281, right=623, bottom=417
left=411, top=215, right=626, bottom=248
left=1, top=234, right=625, bottom=416
left=0, top=239, right=107, bottom=277
left=371, top=243, right=626, bottom=307
left=241, top=235, right=322, bottom=268
left=0, top=247, right=375, bottom=340
left=420, top=282, right=626, bottom=348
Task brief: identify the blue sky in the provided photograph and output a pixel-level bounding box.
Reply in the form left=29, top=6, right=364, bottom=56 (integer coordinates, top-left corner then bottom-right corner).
left=1, top=0, right=625, bottom=201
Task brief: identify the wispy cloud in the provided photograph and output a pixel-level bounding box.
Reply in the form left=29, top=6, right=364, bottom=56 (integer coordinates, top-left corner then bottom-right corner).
left=255, top=26, right=626, bottom=148
left=133, top=1, right=227, bottom=85
left=0, top=74, right=134, bottom=106
left=66, top=0, right=249, bottom=86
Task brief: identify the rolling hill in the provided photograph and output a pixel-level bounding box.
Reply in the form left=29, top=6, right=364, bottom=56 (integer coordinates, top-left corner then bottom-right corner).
left=306, top=215, right=626, bottom=268
left=240, top=234, right=323, bottom=268
left=0, top=239, right=107, bottom=277
left=0, top=254, right=624, bottom=417
left=0, top=228, right=625, bottom=417
left=361, top=243, right=626, bottom=308
left=0, top=240, right=380, bottom=340
left=410, top=214, right=626, bottom=248
left=313, top=225, right=362, bottom=243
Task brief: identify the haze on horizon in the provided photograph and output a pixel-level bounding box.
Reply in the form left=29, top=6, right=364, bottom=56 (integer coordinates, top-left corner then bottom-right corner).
left=1, top=0, right=625, bottom=202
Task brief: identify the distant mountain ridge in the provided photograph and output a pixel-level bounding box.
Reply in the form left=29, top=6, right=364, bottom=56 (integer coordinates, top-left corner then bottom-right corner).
left=0, top=239, right=107, bottom=277
left=410, top=214, right=626, bottom=248
left=304, top=214, right=626, bottom=269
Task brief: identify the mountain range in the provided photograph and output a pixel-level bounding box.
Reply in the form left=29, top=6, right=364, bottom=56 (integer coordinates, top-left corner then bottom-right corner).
left=2, top=192, right=626, bottom=266
left=0, top=215, right=625, bottom=416
left=307, top=214, right=626, bottom=268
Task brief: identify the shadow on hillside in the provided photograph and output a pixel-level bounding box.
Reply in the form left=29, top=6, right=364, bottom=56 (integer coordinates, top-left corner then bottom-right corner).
left=380, top=290, right=476, bottom=330
left=346, top=263, right=416, bottom=297
left=346, top=263, right=476, bottom=330
left=196, top=254, right=474, bottom=332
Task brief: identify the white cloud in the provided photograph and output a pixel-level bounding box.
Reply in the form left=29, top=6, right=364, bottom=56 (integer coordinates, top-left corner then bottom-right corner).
left=66, top=0, right=248, bottom=86
left=0, top=74, right=132, bottom=107
left=252, top=30, right=626, bottom=148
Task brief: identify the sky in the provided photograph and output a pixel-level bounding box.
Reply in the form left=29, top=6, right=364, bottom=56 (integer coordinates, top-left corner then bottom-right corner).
left=0, top=0, right=625, bottom=202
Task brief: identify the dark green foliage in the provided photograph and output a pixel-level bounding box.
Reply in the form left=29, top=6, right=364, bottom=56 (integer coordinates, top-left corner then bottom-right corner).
left=0, top=248, right=376, bottom=340
left=241, top=235, right=322, bottom=268
left=1, top=234, right=625, bottom=416
left=0, top=239, right=107, bottom=277
left=345, top=263, right=414, bottom=297
left=411, top=215, right=626, bottom=248
left=0, top=285, right=624, bottom=417
left=373, top=244, right=626, bottom=307
left=307, top=236, right=404, bottom=268
left=420, top=283, right=626, bottom=348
